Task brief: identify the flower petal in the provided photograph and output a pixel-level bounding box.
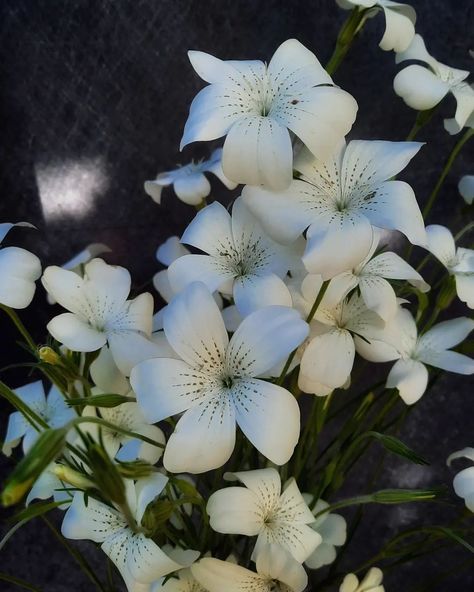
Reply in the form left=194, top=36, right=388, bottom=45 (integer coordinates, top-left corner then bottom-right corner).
left=0, top=247, right=41, bottom=309
left=394, top=65, right=450, bottom=110
left=255, top=543, right=308, bottom=592
left=364, top=251, right=429, bottom=292
left=425, top=225, right=456, bottom=268
left=379, top=3, right=416, bottom=52
left=418, top=317, right=474, bottom=352
left=386, top=358, right=428, bottom=404
left=156, top=236, right=190, bottom=267
left=173, top=172, right=211, bottom=205
left=168, top=254, right=234, bottom=295
left=458, top=175, right=474, bottom=205
left=359, top=276, right=398, bottom=321
left=47, top=313, right=106, bottom=352
left=222, top=115, right=293, bottom=190
left=181, top=200, right=233, bottom=257
left=233, top=274, right=293, bottom=317
left=207, top=487, right=263, bottom=536
left=455, top=274, right=474, bottom=309
left=61, top=493, right=124, bottom=543
left=192, top=558, right=262, bottom=592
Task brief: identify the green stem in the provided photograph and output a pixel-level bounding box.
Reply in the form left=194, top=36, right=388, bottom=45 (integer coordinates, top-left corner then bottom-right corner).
left=326, top=8, right=368, bottom=75
left=405, top=107, right=438, bottom=141
left=0, top=573, right=42, bottom=592
left=423, top=127, right=474, bottom=219
left=276, top=280, right=330, bottom=386
left=0, top=305, right=37, bottom=351
left=41, top=516, right=106, bottom=592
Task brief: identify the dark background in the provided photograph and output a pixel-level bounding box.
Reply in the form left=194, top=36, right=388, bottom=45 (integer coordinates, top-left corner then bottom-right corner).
left=0, top=0, right=473, bottom=590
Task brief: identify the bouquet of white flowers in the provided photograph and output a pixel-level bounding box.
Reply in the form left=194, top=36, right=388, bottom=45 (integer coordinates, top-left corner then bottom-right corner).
left=1, top=2, right=473, bottom=591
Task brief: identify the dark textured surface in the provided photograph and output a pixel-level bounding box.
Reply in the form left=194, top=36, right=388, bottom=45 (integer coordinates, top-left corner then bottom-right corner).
left=0, top=0, right=473, bottom=590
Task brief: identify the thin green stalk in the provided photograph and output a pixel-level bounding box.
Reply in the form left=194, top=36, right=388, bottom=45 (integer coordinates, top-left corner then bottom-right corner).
left=276, top=280, right=330, bottom=386
left=326, top=8, right=368, bottom=75
left=423, top=127, right=474, bottom=219
left=41, top=516, right=106, bottom=592
left=405, top=107, right=438, bottom=141
left=0, top=573, right=42, bottom=592
left=0, top=305, right=36, bottom=351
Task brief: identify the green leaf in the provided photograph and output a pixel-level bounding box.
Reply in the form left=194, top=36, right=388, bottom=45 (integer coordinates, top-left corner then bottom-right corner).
left=11, top=500, right=69, bottom=525
left=431, top=527, right=474, bottom=554
left=366, top=431, right=429, bottom=465
left=67, top=394, right=136, bottom=408
left=0, top=572, right=42, bottom=591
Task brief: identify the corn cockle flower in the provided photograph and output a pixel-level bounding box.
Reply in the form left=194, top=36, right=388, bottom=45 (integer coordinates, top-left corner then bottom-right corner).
left=426, top=225, right=474, bottom=309
left=330, top=234, right=429, bottom=321
left=168, top=198, right=297, bottom=316
left=243, top=141, right=426, bottom=279
left=394, top=35, right=474, bottom=135
left=339, top=568, right=384, bottom=592
left=131, top=283, right=308, bottom=473
left=303, top=496, right=347, bottom=570
left=459, top=175, right=474, bottom=205
left=447, top=447, right=474, bottom=512
left=192, top=544, right=308, bottom=592
left=80, top=403, right=165, bottom=464
left=207, top=468, right=321, bottom=563
left=357, top=307, right=474, bottom=404
left=2, top=381, right=75, bottom=456
left=62, top=474, right=199, bottom=592
left=181, top=39, right=358, bottom=190
left=42, top=258, right=164, bottom=375
left=145, top=148, right=237, bottom=206
left=336, top=0, right=416, bottom=52
left=0, top=222, right=41, bottom=309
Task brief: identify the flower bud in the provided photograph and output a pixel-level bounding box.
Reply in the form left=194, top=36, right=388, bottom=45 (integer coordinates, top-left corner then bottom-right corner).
left=38, top=346, right=61, bottom=365
left=1, top=428, right=67, bottom=506
left=141, top=499, right=174, bottom=534
left=372, top=488, right=443, bottom=504
left=117, top=460, right=156, bottom=479
left=53, top=465, right=94, bottom=490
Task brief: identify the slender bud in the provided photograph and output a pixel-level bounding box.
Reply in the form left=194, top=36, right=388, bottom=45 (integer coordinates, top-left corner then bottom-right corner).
left=1, top=428, right=67, bottom=506
left=53, top=465, right=94, bottom=490
left=372, top=488, right=443, bottom=504
left=117, top=460, right=156, bottom=479
left=38, top=346, right=61, bottom=365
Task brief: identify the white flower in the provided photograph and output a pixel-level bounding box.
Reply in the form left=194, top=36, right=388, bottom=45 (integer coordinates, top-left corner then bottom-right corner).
left=0, top=222, right=41, bottom=309
left=336, top=0, right=416, bottom=52
left=243, top=140, right=426, bottom=279
left=426, top=225, right=474, bottom=309
left=26, top=462, right=72, bottom=508
left=357, top=307, right=474, bottom=404
left=46, top=243, right=111, bottom=305
left=447, top=447, right=474, bottom=512
left=2, top=381, right=75, bottom=456
left=81, top=403, right=165, bottom=464
left=160, top=568, right=208, bottom=592
left=331, top=233, right=429, bottom=321
left=207, top=468, right=321, bottom=563
left=181, top=39, right=358, bottom=190
left=61, top=474, right=199, bottom=592
left=42, top=258, right=164, bottom=375
left=168, top=198, right=297, bottom=316
left=131, top=283, right=308, bottom=473
left=459, top=175, right=474, bottom=205
left=191, top=544, right=308, bottom=592
left=297, top=276, right=385, bottom=396
left=394, top=34, right=474, bottom=135
left=339, top=567, right=384, bottom=592
left=145, top=148, right=237, bottom=206
left=303, top=497, right=347, bottom=570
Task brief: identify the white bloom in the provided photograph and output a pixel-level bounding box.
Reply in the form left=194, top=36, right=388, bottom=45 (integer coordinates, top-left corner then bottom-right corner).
left=331, top=233, right=429, bottom=321
left=46, top=243, right=111, bottom=305
left=394, top=35, right=474, bottom=135
left=2, top=381, right=75, bottom=456
left=42, top=258, right=164, bottom=375
left=207, top=468, right=321, bottom=563
left=297, top=276, right=385, bottom=396
left=459, top=175, right=474, bottom=205
left=447, top=447, right=474, bottom=512
left=243, top=140, right=426, bottom=279
left=303, top=497, right=347, bottom=570
left=339, top=567, right=384, bottom=592
left=26, top=462, right=71, bottom=508
left=81, top=403, right=165, bottom=464
left=181, top=39, right=358, bottom=190
left=357, top=307, right=474, bottom=404
left=131, top=283, right=308, bottom=473
left=168, top=198, right=297, bottom=316
left=160, top=568, right=208, bottom=592
left=62, top=474, right=199, bottom=592
left=337, top=0, right=416, bottom=52
left=145, top=148, right=237, bottom=206
left=90, top=345, right=132, bottom=396
left=426, top=225, right=474, bottom=309
left=192, top=544, right=308, bottom=592
left=0, top=222, right=41, bottom=309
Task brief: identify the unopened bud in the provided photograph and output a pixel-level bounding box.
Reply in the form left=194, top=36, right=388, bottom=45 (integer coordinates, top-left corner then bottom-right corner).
left=38, top=346, right=61, bottom=365
left=141, top=499, right=174, bottom=534
left=372, top=488, right=443, bottom=504
left=53, top=465, right=94, bottom=490
left=117, top=460, right=156, bottom=479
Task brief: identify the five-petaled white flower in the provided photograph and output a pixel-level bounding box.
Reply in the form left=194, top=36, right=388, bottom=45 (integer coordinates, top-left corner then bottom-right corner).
left=160, top=568, right=208, bottom=592
left=61, top=474, right=199, bottom=592
left=357, top=307, right=474, bottom=404
left=330, top=233, right=429, bottom=321
left=145, top=148, right=237, bottom=206
left=42, top=258, right=163, bottom=375
left=192, top=544, right=308, bottom=592
left=394, top=34, right=474, bottom=135
left=131, top=282, right=308, bottom=473
left=0, top=222, right=41, bottom=309
left=243, top=140, right=426, bottom=279
left=168, top=198, right=298, bottom=316
left=426, top=225, right=474, bottom=309
left=339, top=567, right=385, bottom=592
left=181, top=39, right=358, bottom=190
left=2, top=381, right=75, bottom=456
left=336, top=0, right=416, bottom=52
left=459, top=175, right=474, bottom=205
left=207, top=468, right=321, bottom=563
left=303, top=496, right=347, bottom=570
left=296, top=275, right=385, bottom=396
left=447, top=447, right=474, bottom=513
